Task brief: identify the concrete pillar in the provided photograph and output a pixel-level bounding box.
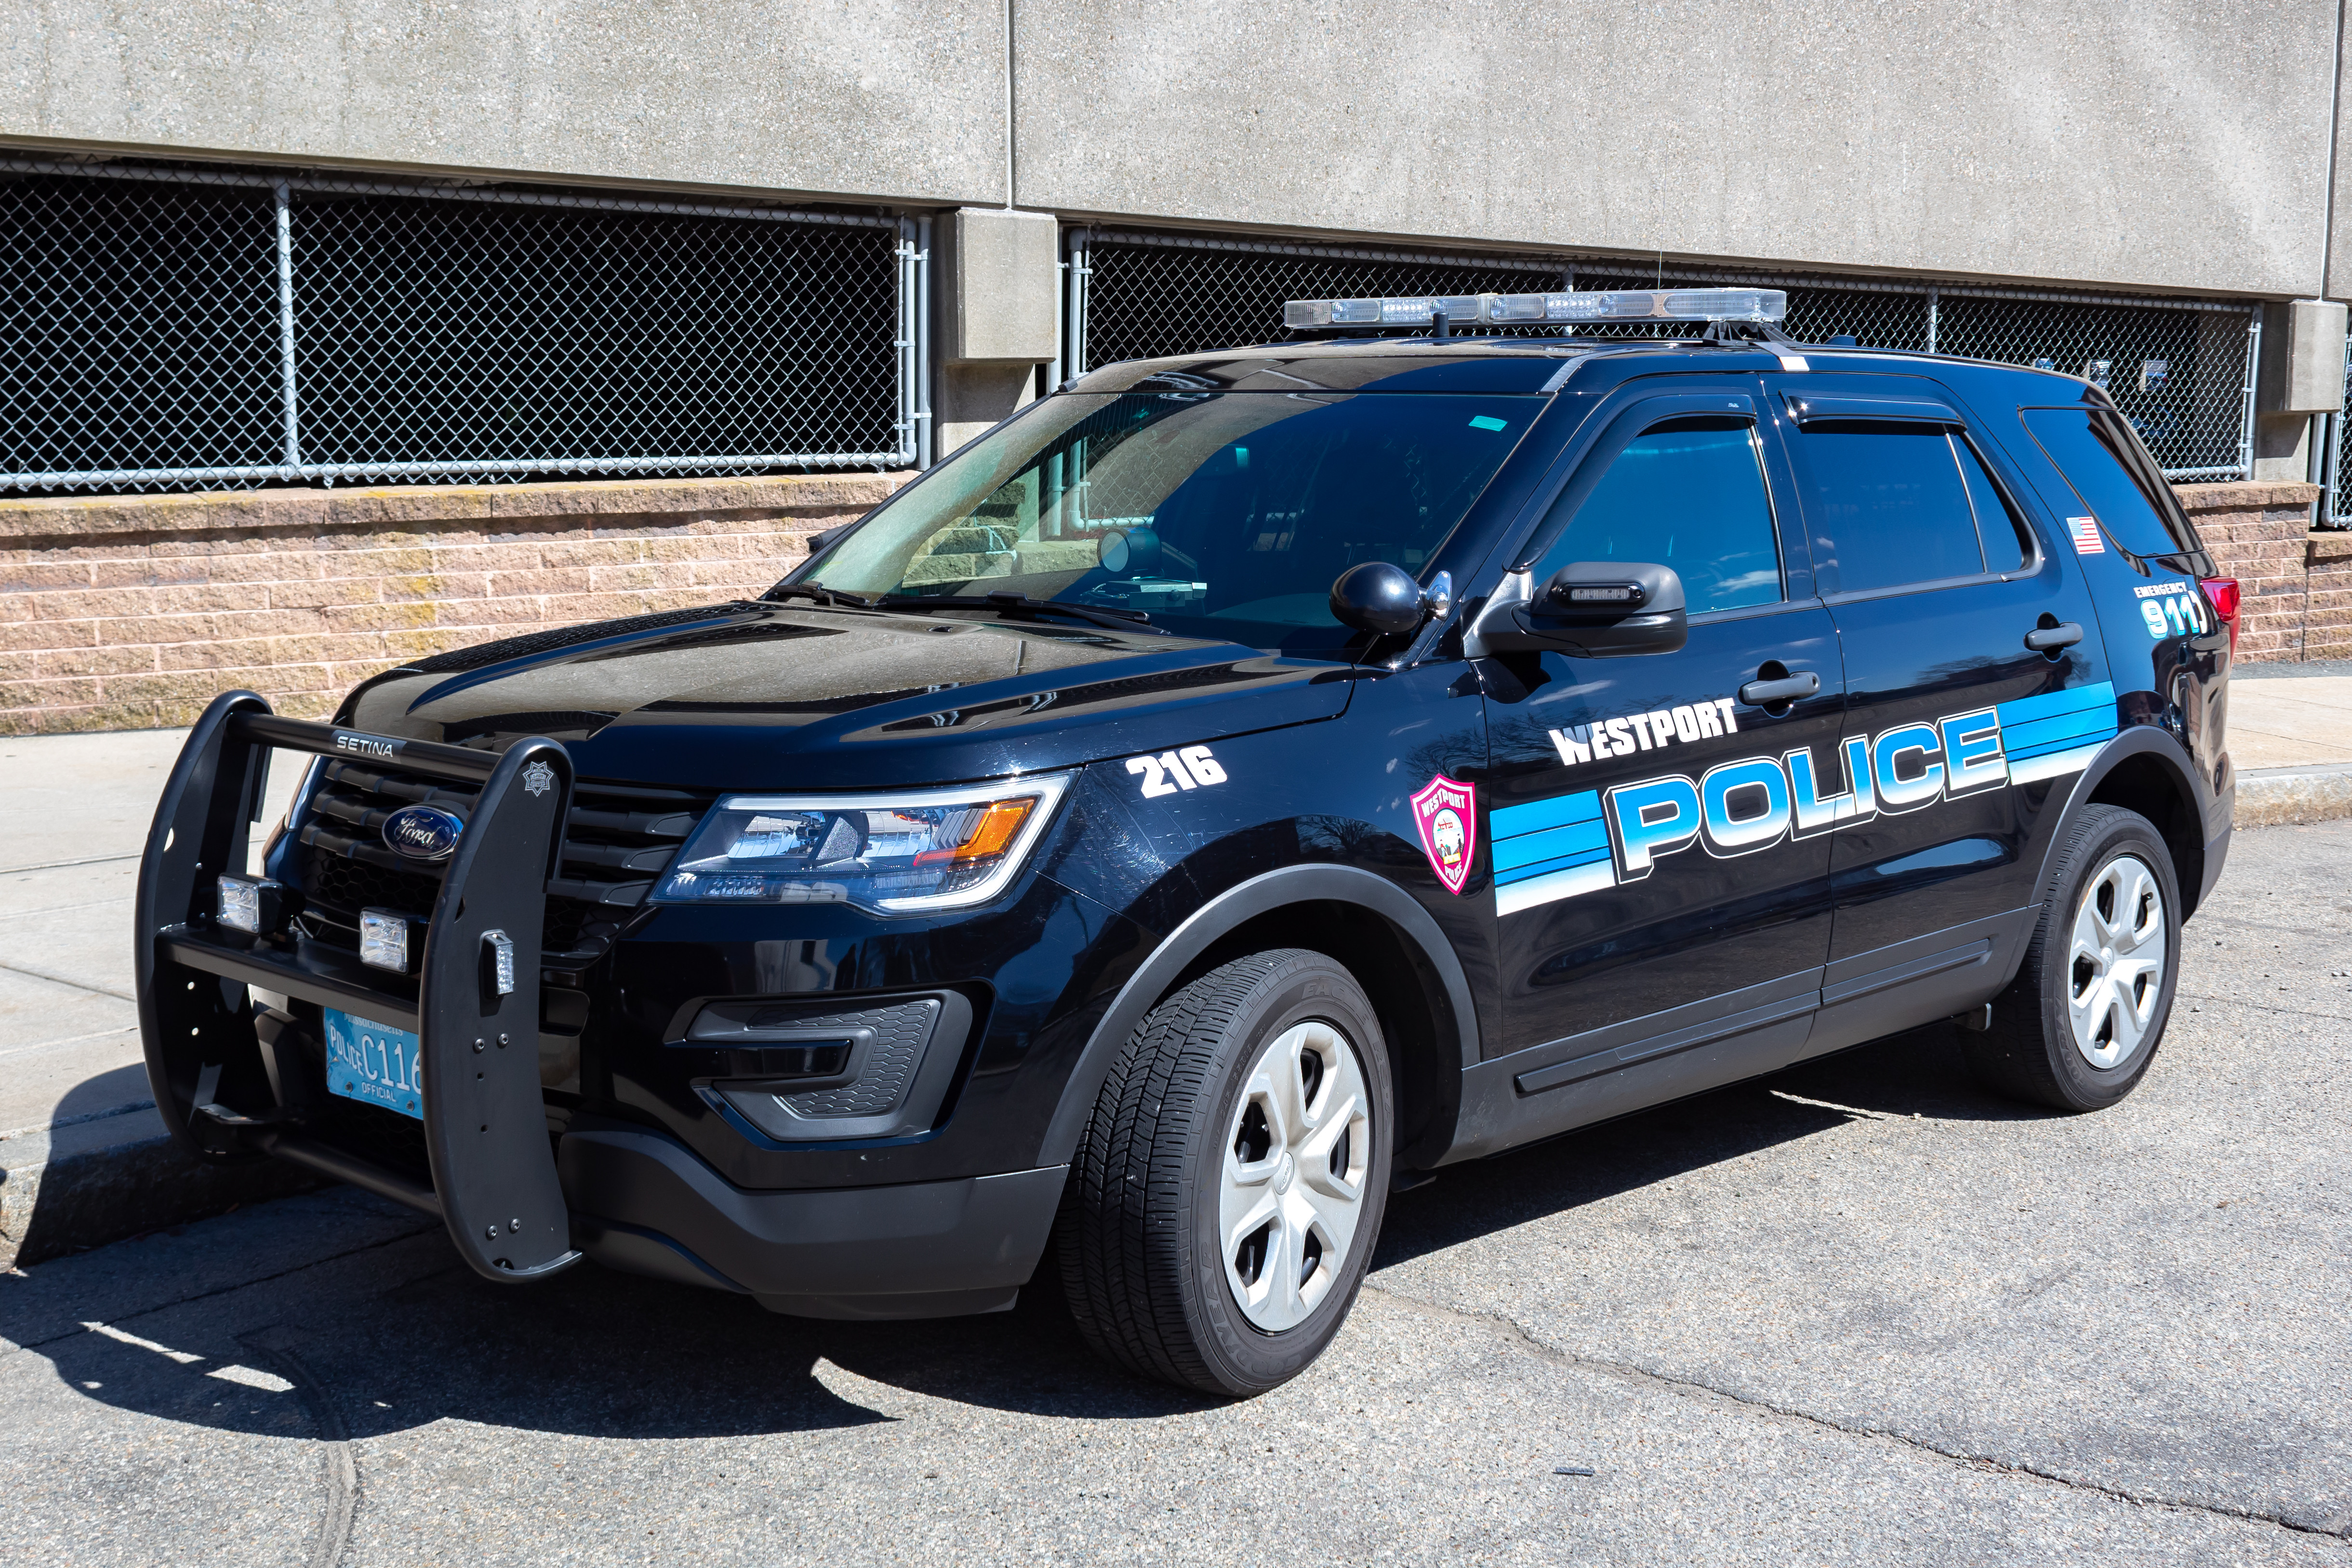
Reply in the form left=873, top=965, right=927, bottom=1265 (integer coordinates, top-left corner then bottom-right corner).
left=2252, top=299, right=2348, bottom=484
left=935, top=208, right=1060, bottom=455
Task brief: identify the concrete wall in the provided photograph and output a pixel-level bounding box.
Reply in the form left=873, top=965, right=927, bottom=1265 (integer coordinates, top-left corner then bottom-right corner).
left=1013, top=1, right=2339, bottom=296
left=0, top=1, right=1009, bottom=207
left=4, top=1, right=2343, bottom=300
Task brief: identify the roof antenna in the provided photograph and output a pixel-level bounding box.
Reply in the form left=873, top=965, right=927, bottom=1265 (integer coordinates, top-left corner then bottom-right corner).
left=1431, top=305, right=1451, bottom=343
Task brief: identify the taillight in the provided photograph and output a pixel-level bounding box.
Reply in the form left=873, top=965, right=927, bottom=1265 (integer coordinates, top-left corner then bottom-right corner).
left=2199, top=576, right=2240, bottom=655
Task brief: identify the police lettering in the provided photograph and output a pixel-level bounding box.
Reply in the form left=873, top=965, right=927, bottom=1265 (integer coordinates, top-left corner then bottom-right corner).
left=1605, top=706, right=2005, bottom=875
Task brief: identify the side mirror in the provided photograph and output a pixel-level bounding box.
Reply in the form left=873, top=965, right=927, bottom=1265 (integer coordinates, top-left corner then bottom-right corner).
left=1470, top=560, right=1688, bottom=657
left=1329, top=562, right=1452, bottom=636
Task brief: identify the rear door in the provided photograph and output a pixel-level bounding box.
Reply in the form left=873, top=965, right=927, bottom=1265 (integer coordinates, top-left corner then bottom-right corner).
left=1479, top=381, right=1843, bottom=1111
left=1772, top=374, right=2113, bottom=1053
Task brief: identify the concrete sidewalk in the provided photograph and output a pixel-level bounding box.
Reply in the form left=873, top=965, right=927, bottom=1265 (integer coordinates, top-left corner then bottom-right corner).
left=1, top=731, right=308, bottom=1266
left=4, top=677, right=2349, bottom=1267
left=2230, top=671, right=2352, bottom=825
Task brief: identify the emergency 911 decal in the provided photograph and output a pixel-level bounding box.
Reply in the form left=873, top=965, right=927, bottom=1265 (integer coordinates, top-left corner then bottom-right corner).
left=1489, top=682, right=2118, bottom=917
left=2135, top=581, right=2212, bottom=639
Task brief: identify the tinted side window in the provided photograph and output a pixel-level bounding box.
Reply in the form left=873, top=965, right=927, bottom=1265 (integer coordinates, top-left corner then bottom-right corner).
left=1794, top=424, right=1985, bottom=596
left=1953, top=436, right=2033, bottom=572
left=1533, top=417, right=1782, bottom=614
left=2019, top=407, right=2198, bottom=557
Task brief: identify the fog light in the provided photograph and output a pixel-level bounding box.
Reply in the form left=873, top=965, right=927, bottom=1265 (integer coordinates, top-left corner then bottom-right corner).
left=359, top=909, right=414, bottom=974
left=215, top=875, right=282, bottom=935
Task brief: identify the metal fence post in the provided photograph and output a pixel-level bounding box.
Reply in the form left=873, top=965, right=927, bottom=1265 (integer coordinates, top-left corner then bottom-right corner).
left=1925, top=286, right=1938, bottom=355
left=1064, top=227, right=1091, bottom=378
left=2238, top=309, right=2261, bottom=483
left=895, top=217, right=919, bottom=469
left=915, top=215, right=933, bottom=470
left=273, top=180, right=302, bottom=472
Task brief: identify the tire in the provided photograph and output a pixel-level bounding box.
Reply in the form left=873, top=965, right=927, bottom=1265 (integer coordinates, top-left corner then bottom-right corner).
left=1963, top=804, right=2181, bottom=1112
left=1056, top=949, right=1395, bottom=1397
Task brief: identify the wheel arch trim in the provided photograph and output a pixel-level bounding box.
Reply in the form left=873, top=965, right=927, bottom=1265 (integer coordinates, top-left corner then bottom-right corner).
left=2029, top=726, right=2210, bottom=922
left=1036, top=864, right=1479, bottom=1168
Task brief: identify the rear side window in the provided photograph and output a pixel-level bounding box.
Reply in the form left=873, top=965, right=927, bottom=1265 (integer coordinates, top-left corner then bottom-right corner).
left=2019, top=407, right=2198, bottom=558
left=1953, top=437, right=2033, bottom=572
left=1532, top=416, right=1782, bottom=614
left=1791, top=424, right=1985, bottom=596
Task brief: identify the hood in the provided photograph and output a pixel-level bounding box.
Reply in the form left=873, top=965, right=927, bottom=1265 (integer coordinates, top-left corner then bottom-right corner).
left=339, top=602, right=1356, bottom=789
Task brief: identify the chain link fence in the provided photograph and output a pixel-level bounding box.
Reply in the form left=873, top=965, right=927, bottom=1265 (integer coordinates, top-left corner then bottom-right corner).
left=1, top=158, right=922, bottom=492
left=1065, top=229, right=2259, bottom=482
left=2328, top=347, right=2352, bottom=529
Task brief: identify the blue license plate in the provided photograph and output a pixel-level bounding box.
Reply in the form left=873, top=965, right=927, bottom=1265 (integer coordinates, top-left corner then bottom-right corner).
left=323, top=1009, right=425, bottom=1120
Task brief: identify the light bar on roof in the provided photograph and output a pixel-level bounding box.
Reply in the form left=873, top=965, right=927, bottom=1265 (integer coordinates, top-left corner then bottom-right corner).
left=1283, top=287, right=1787, bottom=330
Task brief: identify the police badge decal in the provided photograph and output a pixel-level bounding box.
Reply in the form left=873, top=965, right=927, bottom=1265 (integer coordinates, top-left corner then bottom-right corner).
left=1410, top=775, right=1477, bottom=895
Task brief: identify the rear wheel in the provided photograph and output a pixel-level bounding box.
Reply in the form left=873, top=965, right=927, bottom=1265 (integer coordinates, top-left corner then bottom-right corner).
left=1056, top=949, right=1393, bottom=1397
left=1964, top=804, right=2180, bottom=1112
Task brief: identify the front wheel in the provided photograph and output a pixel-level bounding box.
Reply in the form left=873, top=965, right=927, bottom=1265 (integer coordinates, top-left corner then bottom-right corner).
left=1056, top=949, right=1394, bottom=1397
left=1964, top=804, right=2181, bottom=1112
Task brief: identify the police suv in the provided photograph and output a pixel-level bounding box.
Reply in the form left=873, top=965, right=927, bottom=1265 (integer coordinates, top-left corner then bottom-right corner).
left=140, top=288, right=2236, bottom=1397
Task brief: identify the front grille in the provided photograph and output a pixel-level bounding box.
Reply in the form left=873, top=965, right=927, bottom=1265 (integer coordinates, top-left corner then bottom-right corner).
left=293, top=758, right=712, bottom=965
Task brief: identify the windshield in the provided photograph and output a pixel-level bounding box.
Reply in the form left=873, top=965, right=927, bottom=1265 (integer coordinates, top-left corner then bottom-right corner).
left=805, top=391, right=1537, bottom=650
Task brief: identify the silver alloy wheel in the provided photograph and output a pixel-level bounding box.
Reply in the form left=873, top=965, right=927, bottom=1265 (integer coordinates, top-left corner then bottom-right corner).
left=2066, top=851, right=2168, bottom=1071
left=1218, top=1020, right=1373, bottom=1332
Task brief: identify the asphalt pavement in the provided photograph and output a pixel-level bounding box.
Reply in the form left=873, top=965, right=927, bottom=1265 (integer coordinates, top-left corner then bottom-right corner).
left=2, top=818, right=2346, bottom=1566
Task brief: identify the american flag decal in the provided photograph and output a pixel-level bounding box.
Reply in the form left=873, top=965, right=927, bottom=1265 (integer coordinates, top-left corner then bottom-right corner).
left=2068, top=516, right=2104, bottom=555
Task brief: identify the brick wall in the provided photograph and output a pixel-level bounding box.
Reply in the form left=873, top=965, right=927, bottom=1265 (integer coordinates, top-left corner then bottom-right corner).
left=2307, top=531, right=2352, bottom=662
left=2173, top=481, right=2336, bottom=663
left=0, top=472, right=2337, bottom=735
left=0, top=474, right=907, bottom=735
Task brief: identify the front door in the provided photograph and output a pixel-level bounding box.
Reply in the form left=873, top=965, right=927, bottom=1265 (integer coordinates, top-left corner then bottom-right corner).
left=1479, top=383, right=1844, bottom=1115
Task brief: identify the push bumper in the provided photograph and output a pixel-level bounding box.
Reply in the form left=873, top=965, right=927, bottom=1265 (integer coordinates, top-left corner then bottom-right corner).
left=560, top=1121, right=1067, bottom=1318
left=137, top=691, right=583, bottom=1283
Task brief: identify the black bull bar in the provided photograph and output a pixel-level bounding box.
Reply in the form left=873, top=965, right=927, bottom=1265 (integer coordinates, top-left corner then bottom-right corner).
left=137, top=690, right=583, bottom=1282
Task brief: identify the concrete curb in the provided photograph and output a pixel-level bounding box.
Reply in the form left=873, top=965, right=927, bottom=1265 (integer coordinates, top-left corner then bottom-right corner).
left=0, top=1106, right=319, bottom=1271
left=2234, top=764, right=2352, bottom=828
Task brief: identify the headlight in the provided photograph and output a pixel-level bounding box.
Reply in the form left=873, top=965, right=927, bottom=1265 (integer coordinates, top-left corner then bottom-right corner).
left=650, top=773, right=1070, bottom=914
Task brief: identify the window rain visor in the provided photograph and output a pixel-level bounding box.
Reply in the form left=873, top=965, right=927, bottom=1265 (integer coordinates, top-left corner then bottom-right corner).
left=805, top=392, right=1536, bottom=650
left=651, top=774, right=1070, bottom=914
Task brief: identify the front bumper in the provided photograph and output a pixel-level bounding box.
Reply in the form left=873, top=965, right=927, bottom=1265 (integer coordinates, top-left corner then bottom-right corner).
left=561, top=1120, right=1065, bottom=1318
left=137, top=692, right=1074, bottom=1316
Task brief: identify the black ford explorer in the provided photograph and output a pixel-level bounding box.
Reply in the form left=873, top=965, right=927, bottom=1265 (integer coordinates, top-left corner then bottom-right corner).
left=140, top=289, right=2237, bottom=1397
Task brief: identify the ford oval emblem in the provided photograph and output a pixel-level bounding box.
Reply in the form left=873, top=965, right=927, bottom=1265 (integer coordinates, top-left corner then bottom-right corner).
left=382, top=804, right=465, bottom=862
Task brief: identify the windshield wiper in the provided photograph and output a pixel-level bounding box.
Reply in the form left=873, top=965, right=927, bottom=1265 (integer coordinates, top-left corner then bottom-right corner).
left=760, top=582, right=873, bottom=609
left=877, top=592, right=1167, bottom=636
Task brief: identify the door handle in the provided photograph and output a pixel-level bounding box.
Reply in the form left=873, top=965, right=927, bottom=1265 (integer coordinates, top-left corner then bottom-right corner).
left=1737, top=670, right=1821, bottom=706
left=2024, top=622, right=2084, bottom=652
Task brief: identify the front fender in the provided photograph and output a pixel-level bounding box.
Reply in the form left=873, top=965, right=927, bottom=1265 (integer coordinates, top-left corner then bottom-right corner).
left=1035, top=863, right=1480, bottom=1169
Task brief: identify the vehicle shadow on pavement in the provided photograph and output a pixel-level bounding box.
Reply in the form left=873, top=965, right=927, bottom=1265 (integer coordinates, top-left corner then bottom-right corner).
left=7, top=1022, right=2050, bottom=1442
left=7, top=1209, right=1217, bottom=1446
left=40, top=1061, right=154, bottom=1129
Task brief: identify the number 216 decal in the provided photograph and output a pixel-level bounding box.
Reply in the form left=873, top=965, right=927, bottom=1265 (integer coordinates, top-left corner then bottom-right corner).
left=1129, top=746, right=1228, bottom=797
